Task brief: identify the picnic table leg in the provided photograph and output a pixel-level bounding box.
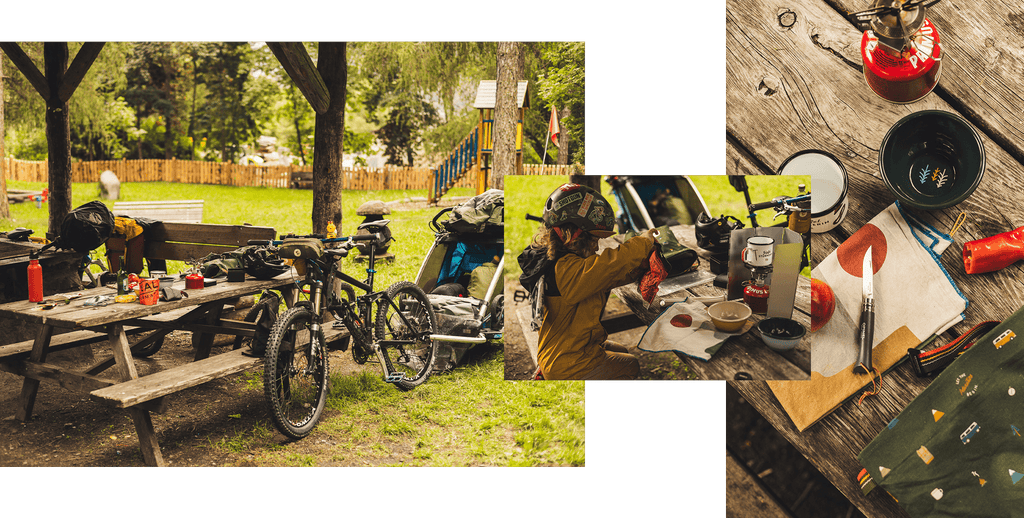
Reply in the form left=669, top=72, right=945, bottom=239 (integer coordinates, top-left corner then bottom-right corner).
left=193, top=303, right=225, bottom=361
left=15, top=324, right=54, bottom=421
left=109, top=323, right=165, bottom=467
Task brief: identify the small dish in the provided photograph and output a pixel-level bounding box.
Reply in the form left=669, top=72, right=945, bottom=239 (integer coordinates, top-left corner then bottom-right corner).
left=707, top=301, right=752, bottom=332
left=758, top=317, right=807, bottom=352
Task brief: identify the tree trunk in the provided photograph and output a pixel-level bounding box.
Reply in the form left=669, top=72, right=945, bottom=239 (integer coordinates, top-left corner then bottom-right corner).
left=556, top=107, right=571, bottom=165
left=294, top=116, right=306, bottom=165
left=569, top=173, right=599, bottom=191
left=492, top=42, right=522, bottom=191
left=44, top=43, right=71, bottom=240
left=311, top=42, right=346, bottom=235
left=0, top=50, right=9, bottom=220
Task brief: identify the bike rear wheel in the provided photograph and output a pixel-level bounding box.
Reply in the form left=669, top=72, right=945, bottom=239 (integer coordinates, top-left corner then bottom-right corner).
left=263, top=306, right=329, bottom=439
left=374, top=281, right=438, bottom=391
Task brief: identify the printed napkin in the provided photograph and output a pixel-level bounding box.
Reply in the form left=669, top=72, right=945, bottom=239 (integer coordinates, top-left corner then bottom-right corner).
left=637, top=300, right=751, bottom=361
left=858, top=304, right=1024, bottom=517
left=769, top=202, right=968, bottom=431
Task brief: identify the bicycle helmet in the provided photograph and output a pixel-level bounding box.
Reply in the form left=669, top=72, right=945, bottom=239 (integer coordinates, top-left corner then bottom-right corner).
left=542, top=184, right=616, bottom=238
left=243, top=247, right=291, bottom=280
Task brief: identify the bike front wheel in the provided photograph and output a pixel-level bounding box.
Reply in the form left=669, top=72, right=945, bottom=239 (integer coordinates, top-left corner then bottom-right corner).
left=263, top=306, right=329, bottom=439
left=374, top=281, right=438, bottom=391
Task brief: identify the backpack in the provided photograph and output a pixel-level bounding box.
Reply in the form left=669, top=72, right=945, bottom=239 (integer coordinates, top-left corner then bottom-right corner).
left=516, top=246, right=561, bottom=332
left=443, top=189, right=504, bottom=234
left=49, top=201, right=115, bottom=253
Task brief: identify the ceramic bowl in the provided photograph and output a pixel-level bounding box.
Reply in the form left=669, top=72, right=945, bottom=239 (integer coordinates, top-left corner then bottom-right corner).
left=707, top=301, right=752, bottom=332
left=758, top=317, right=807, bottom=352
left=879, top=110, right=985, bottom=210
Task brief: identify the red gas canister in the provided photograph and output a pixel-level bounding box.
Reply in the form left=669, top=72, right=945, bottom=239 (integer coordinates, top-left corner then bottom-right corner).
left=854, top=0, right=943, bottom=104
left=186, top=272, right=205, bottom=290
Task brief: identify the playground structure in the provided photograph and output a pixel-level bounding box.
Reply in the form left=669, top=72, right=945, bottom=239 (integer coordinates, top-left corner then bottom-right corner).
left=428, top=80, right=529, bottom=203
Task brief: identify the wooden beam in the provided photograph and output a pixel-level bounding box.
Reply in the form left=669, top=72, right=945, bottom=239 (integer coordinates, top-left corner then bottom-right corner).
left=57, top=42, right=105, bottom=103
left=0, top=42, right=49, bottom=100
left=267, top=42, right=330, bottom=114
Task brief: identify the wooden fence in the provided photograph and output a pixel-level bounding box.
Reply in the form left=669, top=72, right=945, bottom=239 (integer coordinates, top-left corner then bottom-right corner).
left=1, top=158, right=478, bottom=191
left=521, top=164, right=584, bottom=176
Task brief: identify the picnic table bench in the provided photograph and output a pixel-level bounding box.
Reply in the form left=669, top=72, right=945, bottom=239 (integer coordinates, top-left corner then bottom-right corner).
left=726, top=0, right=1024, bottom=514
left=0, top=273, right=297, bottom=466
left=0, top=221, right=302, bottom=466
left=112, top=200, right=204, bottom=224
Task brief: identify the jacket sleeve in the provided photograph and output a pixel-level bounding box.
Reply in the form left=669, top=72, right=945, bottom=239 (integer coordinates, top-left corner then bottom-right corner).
left=554, top=236, right=656, bottom=305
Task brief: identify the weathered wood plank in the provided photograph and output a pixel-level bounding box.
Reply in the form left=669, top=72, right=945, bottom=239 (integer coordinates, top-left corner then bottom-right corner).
left=57, top=42, right=104, bottom=103
left=730, top=379, right=914, bottom=518
left=0, top=276, right=293, bottom=329
left=0, top=43, right=48, bottom=100
left=0, top=359, right=116, bottom=393
left=826, top=0, right=1024, bottom=166
left=90, top=347, right=261, bottom=408
left=727, top=0, right=1024, bottom=326
left=266, top=42, right=330, bottom=114
left=15, top=324, right=53, bottom=421
left=726, top=451, right=795, bottom=518
left=143, top=222, right=275, bottom=247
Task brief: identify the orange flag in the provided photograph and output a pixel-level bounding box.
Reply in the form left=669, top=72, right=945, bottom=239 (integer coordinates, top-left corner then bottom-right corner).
left=548, top=107, right=560, bottom=147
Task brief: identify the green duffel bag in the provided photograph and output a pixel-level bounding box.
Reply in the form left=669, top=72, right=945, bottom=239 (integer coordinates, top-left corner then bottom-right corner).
left=858, top=305, right=1024, bottom=517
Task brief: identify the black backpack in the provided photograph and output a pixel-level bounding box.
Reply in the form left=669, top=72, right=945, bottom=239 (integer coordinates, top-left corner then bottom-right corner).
left=46, top=201, right=115, bottom=253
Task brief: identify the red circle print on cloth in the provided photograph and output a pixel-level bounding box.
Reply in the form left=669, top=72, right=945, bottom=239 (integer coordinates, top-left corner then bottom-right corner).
left=837, top=223, right=887, bottom=277
left=670, top=314, right=693, bottom=328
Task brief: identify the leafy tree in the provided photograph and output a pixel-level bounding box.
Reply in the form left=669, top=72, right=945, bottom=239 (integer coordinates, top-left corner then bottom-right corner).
left=351, top=42, right=494, bottom=166
left=535, top=42, right=585, bottom=164
left=122, top=42, right=191, bottom=159
left=68, top=42, right=136, bottom=160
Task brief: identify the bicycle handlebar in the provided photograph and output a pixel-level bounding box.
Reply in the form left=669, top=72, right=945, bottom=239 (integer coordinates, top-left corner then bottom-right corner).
left=748, top=193, right=811, bottom=212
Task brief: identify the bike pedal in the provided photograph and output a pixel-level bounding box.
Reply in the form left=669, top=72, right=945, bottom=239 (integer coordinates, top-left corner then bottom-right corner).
left=383, top=373, right=406, bottom=384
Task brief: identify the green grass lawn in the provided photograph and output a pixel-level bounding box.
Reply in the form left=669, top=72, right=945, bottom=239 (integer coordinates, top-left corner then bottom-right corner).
left=3, top=179, right=585, bottom=466
left=3, top=180, right=471, bottom=285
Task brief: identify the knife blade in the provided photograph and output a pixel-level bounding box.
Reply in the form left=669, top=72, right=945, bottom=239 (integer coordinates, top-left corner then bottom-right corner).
left=854, top=247, right=875, bottom=374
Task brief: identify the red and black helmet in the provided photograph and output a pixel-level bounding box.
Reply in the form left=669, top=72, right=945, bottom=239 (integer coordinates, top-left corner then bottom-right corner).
left=542, top=184, right=616, bottom=238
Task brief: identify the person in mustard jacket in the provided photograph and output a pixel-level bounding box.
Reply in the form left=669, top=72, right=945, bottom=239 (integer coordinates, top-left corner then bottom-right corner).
left=525, top=183, right=657, bottom=380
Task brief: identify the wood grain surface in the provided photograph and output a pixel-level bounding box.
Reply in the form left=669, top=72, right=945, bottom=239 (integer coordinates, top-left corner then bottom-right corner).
left=0, top=275, right=294, bottom=329
left=727, top=0, right=1024, bottom=516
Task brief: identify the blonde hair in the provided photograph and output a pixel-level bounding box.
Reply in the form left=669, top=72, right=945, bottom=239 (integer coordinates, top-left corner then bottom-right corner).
left=531, top=223, right=600, bottom=261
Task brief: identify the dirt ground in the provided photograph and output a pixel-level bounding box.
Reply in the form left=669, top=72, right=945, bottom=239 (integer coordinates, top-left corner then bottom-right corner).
left=0, top=329, right=379, bottom=467
left=502, top=278, right=694, bottom=380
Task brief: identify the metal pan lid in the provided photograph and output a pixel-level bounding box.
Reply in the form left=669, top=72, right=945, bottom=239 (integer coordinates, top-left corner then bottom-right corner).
left=776, top=149, right=848, bottom=216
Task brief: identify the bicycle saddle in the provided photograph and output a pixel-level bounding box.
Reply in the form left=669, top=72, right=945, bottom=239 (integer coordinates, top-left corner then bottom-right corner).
left=357, top=219, right=390, bottom=231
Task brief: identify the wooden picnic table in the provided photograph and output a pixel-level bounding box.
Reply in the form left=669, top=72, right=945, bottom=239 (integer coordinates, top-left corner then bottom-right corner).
left=0, top=274, right=296, bottom=466
left=726, top=0, right=1024, bottom=515
left=610, top=225, right=812, bottom=381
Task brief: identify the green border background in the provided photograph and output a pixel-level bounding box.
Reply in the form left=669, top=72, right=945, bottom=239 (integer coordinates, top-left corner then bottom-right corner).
left=0, top=2, right=724, bottom=515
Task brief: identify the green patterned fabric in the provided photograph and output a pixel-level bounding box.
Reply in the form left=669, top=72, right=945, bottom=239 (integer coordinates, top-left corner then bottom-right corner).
left=858, top=305, right=1024, bottom=516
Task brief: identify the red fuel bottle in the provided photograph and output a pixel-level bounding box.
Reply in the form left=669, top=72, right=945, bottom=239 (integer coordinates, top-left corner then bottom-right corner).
left=963, top=227, right=1024, bottom=275
left=28, top=252, right=43, bottom=302
left=853, top=0, right=943, bottom=104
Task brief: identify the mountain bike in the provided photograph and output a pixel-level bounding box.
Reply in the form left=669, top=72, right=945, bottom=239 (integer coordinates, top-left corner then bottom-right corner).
left=249, top=220, right=438, bottom=439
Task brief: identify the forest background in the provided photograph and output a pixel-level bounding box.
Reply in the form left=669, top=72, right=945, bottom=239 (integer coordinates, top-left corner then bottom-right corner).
left=1, top=42, right=583, bottom=170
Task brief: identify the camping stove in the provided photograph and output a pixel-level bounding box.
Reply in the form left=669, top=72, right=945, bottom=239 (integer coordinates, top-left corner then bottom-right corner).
left=853, top=0, right=943, bottom=104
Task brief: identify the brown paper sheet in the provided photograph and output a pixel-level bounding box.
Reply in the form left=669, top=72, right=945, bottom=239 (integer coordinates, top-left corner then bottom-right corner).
left=767, top=325, right=919, bottom=431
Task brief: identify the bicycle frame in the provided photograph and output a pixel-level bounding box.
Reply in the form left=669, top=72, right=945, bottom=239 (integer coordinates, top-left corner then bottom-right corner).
left=295, top=237, right=435, bottom=378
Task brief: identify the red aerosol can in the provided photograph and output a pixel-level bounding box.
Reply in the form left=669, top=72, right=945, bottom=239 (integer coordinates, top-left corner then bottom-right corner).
left=853, top=0, right=942, bottom=104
